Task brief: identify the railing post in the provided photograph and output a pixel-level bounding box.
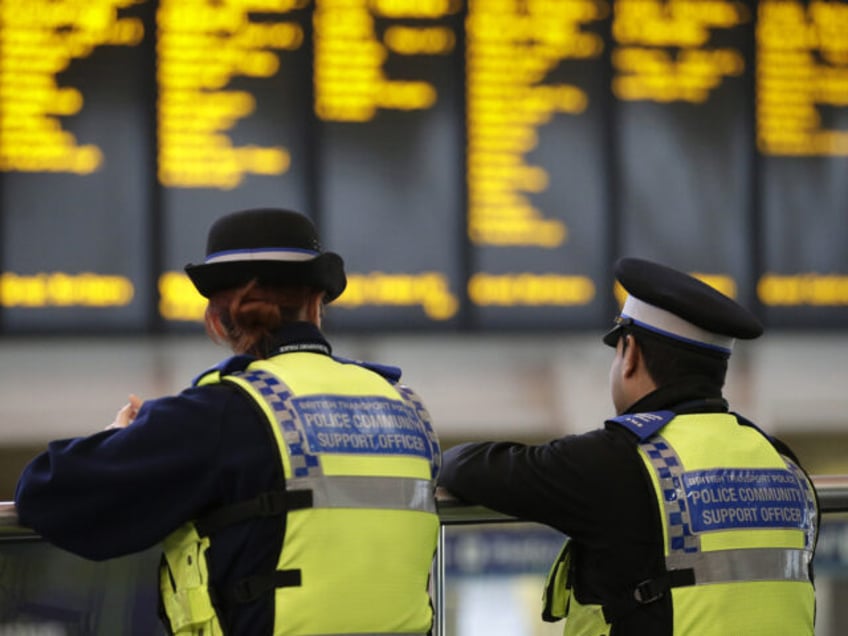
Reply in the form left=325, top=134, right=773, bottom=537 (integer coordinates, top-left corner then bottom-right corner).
left=433, top=524, right=446, bottom=636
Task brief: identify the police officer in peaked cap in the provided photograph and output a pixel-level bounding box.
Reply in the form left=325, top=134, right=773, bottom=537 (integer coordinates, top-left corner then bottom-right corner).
left=16, top=208, right=442, bottom=635
left=439, top=257, right=819, bottom=636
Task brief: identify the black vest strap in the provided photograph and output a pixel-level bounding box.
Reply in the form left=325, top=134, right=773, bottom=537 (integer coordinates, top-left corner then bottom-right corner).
left=633, top=568, right=695, bottom=603
left=602, top=568, right=695, bottom=623
left=195, top=489, right=313, bottom=537
left=231, top=569, right=303, bottom=604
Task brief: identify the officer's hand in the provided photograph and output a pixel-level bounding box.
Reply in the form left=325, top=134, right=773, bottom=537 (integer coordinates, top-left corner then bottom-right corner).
left=106, top=394, right=143, bottom=430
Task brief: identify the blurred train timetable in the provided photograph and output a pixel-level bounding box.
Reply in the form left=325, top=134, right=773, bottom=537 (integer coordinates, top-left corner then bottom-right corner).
left=0, top=0, right=846, bottom=334
left=0, top=0, right=145, bottom=174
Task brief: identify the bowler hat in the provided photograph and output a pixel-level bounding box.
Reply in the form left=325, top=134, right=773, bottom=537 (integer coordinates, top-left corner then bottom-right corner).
left=603, top=258, right=763, bottom=356
left=185, top=208, right=347, bottom=302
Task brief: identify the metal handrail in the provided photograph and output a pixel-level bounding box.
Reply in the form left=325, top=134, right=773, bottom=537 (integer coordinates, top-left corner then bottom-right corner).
left=432, top=474, right=848, bottom=636
left=435, top=473, right=848, bottom=524
left=1, top=476, right=846, bottom=636
left=1, top=474, right=847, bottom=531
left=810, top=474, right=848, bottom=514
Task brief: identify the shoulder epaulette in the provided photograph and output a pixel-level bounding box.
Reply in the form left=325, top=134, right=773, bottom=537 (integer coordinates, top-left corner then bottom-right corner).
left=605, top=410, right=677, bottom=441
left=192, top=354, right=257, bottom=386
left=332, top=355, right=402, bottom=384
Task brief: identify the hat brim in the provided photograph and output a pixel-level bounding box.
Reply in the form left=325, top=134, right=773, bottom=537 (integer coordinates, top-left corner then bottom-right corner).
left=185, top=252, right=347, bottom=303
left=602, top=325, right=622, bottom=348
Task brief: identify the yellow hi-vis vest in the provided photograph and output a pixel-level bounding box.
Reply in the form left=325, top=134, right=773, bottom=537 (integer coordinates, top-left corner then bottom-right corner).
left=159, top=352, right=441, bottom=636
left=543, top=410, right=818, bottom=636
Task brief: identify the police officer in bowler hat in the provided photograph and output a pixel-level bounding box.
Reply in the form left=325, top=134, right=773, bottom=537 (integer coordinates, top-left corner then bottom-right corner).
left=16, top=208, right=442, bottom=635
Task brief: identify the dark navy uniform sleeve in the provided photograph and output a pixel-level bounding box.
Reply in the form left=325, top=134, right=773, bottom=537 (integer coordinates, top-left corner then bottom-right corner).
left=438, top=429, right=659, bottom=545
left=14, top=384, right=261, bottom=561
left=439, top=430, right=676, bottom=634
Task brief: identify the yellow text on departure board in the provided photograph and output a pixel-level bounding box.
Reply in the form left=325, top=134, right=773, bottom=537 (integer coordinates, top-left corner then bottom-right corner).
left=159, top=272, right=207, bottom=321
left=757, top=0, right=848, bottom=156
left=612, top=0, right=749, bottom=103
left=313, top=0, right=459, bottom=122
left=469, top=273, right=596, bottom=307
left=0, top=0, right=144, bottom=174
left=467, top=0, right=607, bottom=248
left=335, top=272, right=459, bottom=320
left=759, top=273, right=848, bottom=306
left=0, top=272, right=134, bottom=307
left=157, top=0, right=306, bottom=188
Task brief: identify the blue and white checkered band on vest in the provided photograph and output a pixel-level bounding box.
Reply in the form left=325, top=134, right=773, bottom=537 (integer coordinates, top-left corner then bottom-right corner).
left=394, top=384, right=442, bottom=480
left=641, top=436, right=701, bottom=555
left=238, top=369, right=324, bottom=478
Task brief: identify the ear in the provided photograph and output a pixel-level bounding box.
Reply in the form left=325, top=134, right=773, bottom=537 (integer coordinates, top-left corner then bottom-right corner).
left=621, top=334, right=641, bottom=378
left=207, top=309, right=229, bottom=342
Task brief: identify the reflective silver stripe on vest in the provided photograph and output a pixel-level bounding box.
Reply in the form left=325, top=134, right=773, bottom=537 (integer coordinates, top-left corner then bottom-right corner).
left=666, top=547, right=811, bottom=584
left=287, top=475, right=436, bottom=514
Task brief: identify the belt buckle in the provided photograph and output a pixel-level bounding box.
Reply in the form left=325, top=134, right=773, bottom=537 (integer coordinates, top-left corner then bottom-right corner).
left=633, top=578, right=664, bottom=604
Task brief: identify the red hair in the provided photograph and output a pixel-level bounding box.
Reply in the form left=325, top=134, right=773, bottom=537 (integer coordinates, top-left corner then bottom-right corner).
left=205, top=280, right=322, bottom=356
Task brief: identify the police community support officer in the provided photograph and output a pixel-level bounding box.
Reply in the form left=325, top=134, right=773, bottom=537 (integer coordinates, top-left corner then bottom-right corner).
left=16, top=208, right=442, bottom=636
left=438, top=258, right=819, bottom=636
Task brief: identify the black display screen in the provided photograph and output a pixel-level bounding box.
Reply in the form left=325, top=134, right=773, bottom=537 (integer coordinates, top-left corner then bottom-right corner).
left=613, top=0, right=756, bottom=307
left=315, top=1, right=466, bottom=331
left=466, top=0, right=613, bottom=330
left=0, top=1, right=154, bottom=333
left=756, top=0, right=848, bottom=328
left=1, top=0, right=845, bottom=334
left=156, top=1, right=315, bottom=328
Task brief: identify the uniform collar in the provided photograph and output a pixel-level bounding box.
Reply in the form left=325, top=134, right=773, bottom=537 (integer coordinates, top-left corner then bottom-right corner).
left=264, top=322, right=332, bottom=357
left=623, top=380, right=727, bottom=416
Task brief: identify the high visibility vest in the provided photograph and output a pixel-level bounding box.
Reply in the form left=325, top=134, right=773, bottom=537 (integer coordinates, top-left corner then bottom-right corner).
left=159, top=352, right=441, bottom=636
left=543, top=410, right=818, bottom=636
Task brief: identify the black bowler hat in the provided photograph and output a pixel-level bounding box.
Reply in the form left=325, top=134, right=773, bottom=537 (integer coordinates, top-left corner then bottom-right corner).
left=602, top=258, right=763, bottom=356
left=185, top=208, right=347, bottom=302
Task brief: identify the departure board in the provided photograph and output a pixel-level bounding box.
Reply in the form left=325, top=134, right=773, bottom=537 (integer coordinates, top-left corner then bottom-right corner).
left=613, top=0, right=756, bottom=306
left=467, top=0, right=612, bottom=329
left=0, top=0, right=154, bottom=333
left=156, top=0, right=315, bottom=326
left=756, top=0, right=848, bottom=328
left=0, top=0, right=846, bottom=335
left=315, top=0, right=465, bottom=331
